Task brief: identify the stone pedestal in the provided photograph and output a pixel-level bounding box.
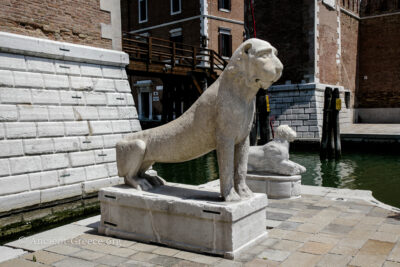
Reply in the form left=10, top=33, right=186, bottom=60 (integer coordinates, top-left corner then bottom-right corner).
left=246, top=172, right=301, bottom=199
left=98, top=183, right=268, bottom=259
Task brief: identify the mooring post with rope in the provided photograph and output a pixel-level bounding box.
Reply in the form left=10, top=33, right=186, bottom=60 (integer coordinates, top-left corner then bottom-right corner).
left=320, top=87, right=342, bottom=160
left=248, top=0, right=274, bottom=145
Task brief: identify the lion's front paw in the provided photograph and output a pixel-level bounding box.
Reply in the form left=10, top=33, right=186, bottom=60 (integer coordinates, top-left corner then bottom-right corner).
left=223, top=188, right=241, bottom=202
left=298, top=165, right=306, bottom=174
left=236, top=182, right=253, bottom=198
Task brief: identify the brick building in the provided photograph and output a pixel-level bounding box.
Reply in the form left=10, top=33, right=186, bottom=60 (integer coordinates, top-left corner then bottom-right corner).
left=120, top=0, right=244, bottom=123
left=0, top=0, right=140, bottom=231
left=246, top=0, right=400, bottom=134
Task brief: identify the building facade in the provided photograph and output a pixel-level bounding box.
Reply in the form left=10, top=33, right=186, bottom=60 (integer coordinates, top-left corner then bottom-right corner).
left=245, top=0, right=400, bottom=140
left=121, top=0, right=244, bottom=123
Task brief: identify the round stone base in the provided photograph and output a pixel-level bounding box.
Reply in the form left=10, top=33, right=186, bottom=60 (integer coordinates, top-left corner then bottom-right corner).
left=246, top=172, right=302, bottom=199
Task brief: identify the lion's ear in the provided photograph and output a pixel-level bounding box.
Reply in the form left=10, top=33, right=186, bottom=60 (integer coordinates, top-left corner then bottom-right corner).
left=243, top=43, right=252, bottom=54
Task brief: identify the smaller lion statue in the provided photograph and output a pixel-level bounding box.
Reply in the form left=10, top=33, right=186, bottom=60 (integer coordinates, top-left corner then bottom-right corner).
left=247, top=125, right=306, bottom=176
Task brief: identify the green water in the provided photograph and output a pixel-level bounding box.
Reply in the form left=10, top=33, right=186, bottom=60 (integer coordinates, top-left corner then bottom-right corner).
left=153, top=150, right=400, bottom=208
left=153, top=151, right=219, bottom=185
left=291, top=151, right=400, bottom=209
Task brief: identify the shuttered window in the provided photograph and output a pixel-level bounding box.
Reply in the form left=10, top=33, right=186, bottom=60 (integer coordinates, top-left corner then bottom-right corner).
left=218, top=0, right=231, bottom=11
left=218, top=28, right=232, bottom=58
left=138, top=0, right=147, bottom=23
left=171, top=0, right=181, bottom=15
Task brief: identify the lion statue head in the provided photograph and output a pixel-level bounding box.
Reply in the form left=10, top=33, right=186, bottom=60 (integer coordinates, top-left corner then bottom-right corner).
left=224, top=38, right=283, bottom=91
left=275, top=125, right=297, bottom=142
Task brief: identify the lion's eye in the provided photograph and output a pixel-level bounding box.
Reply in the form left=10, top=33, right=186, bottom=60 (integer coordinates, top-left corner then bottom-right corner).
left=262, top=53, right=272, bottom=58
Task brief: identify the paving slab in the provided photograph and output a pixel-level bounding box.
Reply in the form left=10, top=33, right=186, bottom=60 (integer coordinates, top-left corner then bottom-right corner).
left=72, top=215, right=100, bottom=229
left=257, top=248, right=290, bottom=262
left=22, top=250, right=66, bottom=265
left=3, top=184, right=400, bottom=266
left=5, top=224, right=93, bottom=251
left=316, top=253, right=352, bottom=267
left=0, top=246, right=26, bottom=263
left=52, top=257, right=97, bottom=267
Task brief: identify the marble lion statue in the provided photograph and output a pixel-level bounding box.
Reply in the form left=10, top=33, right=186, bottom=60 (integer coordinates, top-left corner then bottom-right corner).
left=116, top=38, right=283, bottom=201
left=247, top=125, right=306, bottom=176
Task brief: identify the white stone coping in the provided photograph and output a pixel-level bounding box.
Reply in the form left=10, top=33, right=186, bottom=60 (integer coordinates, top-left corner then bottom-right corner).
left=269, top=82, right=346, bottom=92
left=202, top=180, right=400, bottom=213
left=302, top=185, right=400, bottom=213
left=247, top=172, right=302, bottom=182
left=0, top=32, right=129, bottom=67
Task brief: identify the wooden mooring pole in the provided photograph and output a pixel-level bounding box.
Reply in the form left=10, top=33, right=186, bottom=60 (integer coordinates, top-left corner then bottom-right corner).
left=250, top=89, right=272, bottom=146
left=332, top=88, right=342, bottom=159
left=320, top=87, right=341, bottom=160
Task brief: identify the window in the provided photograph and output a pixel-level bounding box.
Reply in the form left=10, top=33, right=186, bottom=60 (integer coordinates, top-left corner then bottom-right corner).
left=170, top=0, right=181, bottom=15
left=136, top=80, right=152, bottom=120
left=380, top=1, right=388, bottom=11
left=138, top=0, right=147, bottom=23
left=218, top=28, right=232, bottom=58
left=170, top=28, right=183, bottom=56
left=218, top=0, right=231, bottom=11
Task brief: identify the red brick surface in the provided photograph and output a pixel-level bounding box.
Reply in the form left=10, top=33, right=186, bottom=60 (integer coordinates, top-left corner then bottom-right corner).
left=358, top=14, right=400, bottom=108
left=318, top=3, right=340, bottom=85
left=245, top=0, right=315, bottom=84
left=0, top=0, right=111, bottom=49
left=361, top=0, right=400, bottom=16
left=340, top=12, right=359, bottom=107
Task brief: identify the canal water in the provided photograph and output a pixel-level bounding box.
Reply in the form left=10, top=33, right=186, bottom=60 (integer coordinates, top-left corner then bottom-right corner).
left=153, top=150, right=400, bottom=208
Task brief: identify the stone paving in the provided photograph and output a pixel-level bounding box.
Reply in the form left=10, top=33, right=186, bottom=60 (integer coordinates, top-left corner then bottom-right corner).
left=341, top=124, right=400, bottom=142
left=1, top=185, right=400, bottom=267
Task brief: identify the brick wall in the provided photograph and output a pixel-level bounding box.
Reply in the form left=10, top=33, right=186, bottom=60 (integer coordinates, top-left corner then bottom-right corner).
left=245, top=0, right=315, bottom=84
left=148, top=20, right=202, bottom=47
left=208, top=0, right=244, bottom=21
left=0, top=33, right=139, bottom=213
left=361, top=0, right=400, bottom=16
left=122, top=0, right=200, bottom=33
left=318, top=2, right=340, bottom=86
left=339, top=12, right=359, bottom=107
left=207, top=20, right=244, bottom=56
left=358, top=14, right=400, bottom=108
left=340, top=0, right=361, bottom=14
left=0, top=0, right=111, bottom=49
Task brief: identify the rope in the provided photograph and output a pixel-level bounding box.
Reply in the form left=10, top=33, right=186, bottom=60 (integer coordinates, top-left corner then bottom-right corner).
left=250, top=0, right=256, bottom=38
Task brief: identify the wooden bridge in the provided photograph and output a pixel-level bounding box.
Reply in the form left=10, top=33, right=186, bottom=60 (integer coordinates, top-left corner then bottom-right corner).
left=122, top=33, right=228, bottom=124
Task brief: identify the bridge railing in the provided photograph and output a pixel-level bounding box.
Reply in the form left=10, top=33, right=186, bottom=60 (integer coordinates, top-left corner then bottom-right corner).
left=122, top=32, right=227, bottom=72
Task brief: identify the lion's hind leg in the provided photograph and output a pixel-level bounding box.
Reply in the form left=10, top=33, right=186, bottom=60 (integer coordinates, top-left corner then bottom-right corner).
left=116, top=139, right=152, bottom=190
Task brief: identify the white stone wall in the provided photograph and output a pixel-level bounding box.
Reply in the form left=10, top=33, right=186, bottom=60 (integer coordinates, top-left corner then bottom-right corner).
left=0, top=33, right=140, bottom=213
left=270, top=83, right=352, bottom=139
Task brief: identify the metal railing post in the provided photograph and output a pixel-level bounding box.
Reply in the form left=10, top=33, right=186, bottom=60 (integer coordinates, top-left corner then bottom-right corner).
left=172, top=42, right=176, bottom=68
left=148, top=37, right=152, bottom=64
left=192, top=47, right=197, bottom=69
left=210, top=50, right=214, bottom=73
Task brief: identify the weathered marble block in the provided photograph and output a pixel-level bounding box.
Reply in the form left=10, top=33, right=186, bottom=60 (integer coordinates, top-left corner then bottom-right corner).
left=246, top=172, right=301, bottom=199
left=98, top=183, right=268, bottom=259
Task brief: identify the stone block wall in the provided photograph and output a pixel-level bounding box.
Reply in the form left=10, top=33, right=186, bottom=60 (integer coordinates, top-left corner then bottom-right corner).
left=0, top=32, right=140, bottom=213
left=269, top=83, right=352, bottom=140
